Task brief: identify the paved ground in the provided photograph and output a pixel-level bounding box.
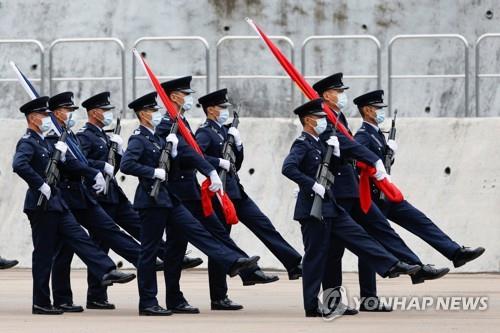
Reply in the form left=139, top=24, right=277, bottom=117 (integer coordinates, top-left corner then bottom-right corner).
left=0, top=270, right=498, bottom=333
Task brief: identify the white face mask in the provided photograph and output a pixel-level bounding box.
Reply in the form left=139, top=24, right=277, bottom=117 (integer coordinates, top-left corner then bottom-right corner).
left=182, top=95, right=194, bottom=111
left=39, top=116, right=53, bottom=133
left=102, top=111, right=114, bottom=126
left=314, top=117, right=327, bottom=135
left=336, top=92, right=348, bottom=111
left=151, top=111, right=163, bottom=127
left=216, top=108, right=229, bottom=125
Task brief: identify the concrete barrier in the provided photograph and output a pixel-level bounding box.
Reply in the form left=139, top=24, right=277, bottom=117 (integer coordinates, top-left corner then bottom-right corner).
left=0, top=117, right=498, bottom=272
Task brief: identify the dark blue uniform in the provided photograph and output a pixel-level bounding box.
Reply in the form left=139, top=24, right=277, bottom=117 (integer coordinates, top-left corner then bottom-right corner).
left=195, top=119, right=302, bottom=274
left=73, top=122, right=168, bottom=303
left=156, top=116, right=258, bottom=304
left=282, top=131, right=400, bottom=312
left=354, top=121, right=461, bottom=259
left=47, top=130, right=142, bottom=307
left=120, top=125, right=245, bottom=310
left=12, top=129, right=116, bottom=307
left=320, top=113, right=422, bottom=299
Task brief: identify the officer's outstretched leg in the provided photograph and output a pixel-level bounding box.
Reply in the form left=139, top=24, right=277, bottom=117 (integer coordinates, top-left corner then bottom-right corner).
left=232, top=196, right=302, bottom=272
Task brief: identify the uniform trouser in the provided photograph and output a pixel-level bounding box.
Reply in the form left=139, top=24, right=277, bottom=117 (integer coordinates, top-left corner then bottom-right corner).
left=51, top=203, right=141, bottom=306
left=165, top=200, right=257, bottom=306
left=137, top=204, right=242, bottom=309
left=85, top=199, right=170, bottom=303
left=216, top=195, right=302, bottom=272
left=299, top=209, right=398, bottom=312
left=26, top=210, right=115, bottom=307
left=323, top=198, right=422, bottom=298
left=378, top=199, right=461, bottom=259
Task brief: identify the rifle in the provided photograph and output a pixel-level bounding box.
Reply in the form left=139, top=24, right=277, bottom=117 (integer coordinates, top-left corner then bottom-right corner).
left=380, top=109, right=397, bottom=200
left=149, top=114, right=180, bottom=200
left=103, top=107, right=124, bottom=195
left=37, top=123, right=69, bottom=208
left=219, top=106, right=240, bottom=190
left=310, top=118, right=339, bottom=222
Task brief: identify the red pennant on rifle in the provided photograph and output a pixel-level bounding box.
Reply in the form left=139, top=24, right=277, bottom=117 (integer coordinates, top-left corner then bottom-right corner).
left=133, top=49, right=239, bottom=224
left=246, top=18, right=403, bottom=213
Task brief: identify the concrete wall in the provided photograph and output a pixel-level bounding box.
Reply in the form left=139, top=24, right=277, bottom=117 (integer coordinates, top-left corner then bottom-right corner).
left=0, top=116, right=498, bottom=273
left=0, top=0, right=500, bottom=118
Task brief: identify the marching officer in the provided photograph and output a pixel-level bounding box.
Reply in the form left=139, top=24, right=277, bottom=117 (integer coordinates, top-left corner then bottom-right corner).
left=45, top=92, right=146, bottom=312
left=120, top=91, right=260, bottom=316
left=313, top=73, right=449, bottom=312
left=12, top=96, right=135, bottom=315
left=75, top=92, right=200, bottom=310
left=353, top=89, right=485, bottom=274
left=157, top=76, right=278, bottom=312
left=282, top=98, right=420, bottom=317
left=195, top=89, right=303, bottom=281
left=0, top=256, right=18, bottom=269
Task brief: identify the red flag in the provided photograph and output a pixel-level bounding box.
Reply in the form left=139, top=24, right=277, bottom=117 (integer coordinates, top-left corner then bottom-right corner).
left=133, top=49, right=239, bottom=224
left=246, top=18, right=403, bottom=212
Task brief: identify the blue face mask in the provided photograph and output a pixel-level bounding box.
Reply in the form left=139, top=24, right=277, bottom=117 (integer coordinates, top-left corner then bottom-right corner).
left=336, top=92, right=348, bottom=111
left=39, top=116, right=52, bottom=133
left=314, top=117, right=327, bottom=135
left=102, top=111, right=114, bottom=126
left=375, top=108, right=386, bottom=124
left=182, top=95, right=194, bottom=111
left=65, top=113, right=75, bottom=128
left=216, top=108, right=229, bottom=125
left=151, top=110, right=163, bottom=127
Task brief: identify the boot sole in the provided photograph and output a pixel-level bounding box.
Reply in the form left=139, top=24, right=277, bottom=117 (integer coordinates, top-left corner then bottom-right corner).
left=389, top=265, right=421, bottom=278
left=412, top=268, right=450, bottom=284
left=243, top=276, right=280, bottom=286
left=229, top=257, right=260, bottom=277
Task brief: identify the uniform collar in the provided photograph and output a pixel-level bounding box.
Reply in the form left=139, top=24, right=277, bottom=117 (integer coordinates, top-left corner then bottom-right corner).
left=27, top=128, right=44, bottom=140
left=86, top=122, right=105, bottom=135
left=303, top=131, right=319, bottom=142
left=364, top=120, right=379, bottom=132
left=207, top=118, right=223, bottom=129
left=140, top=125, right=155, bottom=136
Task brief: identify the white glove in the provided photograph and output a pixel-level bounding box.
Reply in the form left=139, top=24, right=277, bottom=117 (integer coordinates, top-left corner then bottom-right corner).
left=153, top=168, right=166, bottom=181
left=103, top=162, right=114, bottom=177
left=109, top=133, right=124, bottom=155
left=208, top=170, right=223, bottom=193
left=387, top=139, right=398, bottom=154
left=218, top=158, right=231, bottom=171
left=54, top=141, right=68, bottom=161
left=312, top=182, right=326, bottom=199
left=93, top=172, right=106, bottom=194
left=166, top=133, right=179, bottom=158
left=374, top=159, right=389, bottom=181
left=326, top=135, right=340, bottom=157
left=38, top=183, right=51, bottom=200
left=228, top=127, right=242, bottom=146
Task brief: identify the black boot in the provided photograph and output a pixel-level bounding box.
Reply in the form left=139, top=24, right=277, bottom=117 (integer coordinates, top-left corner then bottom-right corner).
left=86, top=300, right=116, bottom=310
left=168, top=301, right=200, bottom=314
left=211, top=297, right=243, bottom=311
left=242, top=270, right=279, bottom=286
left=0, top=257, right=18, bottom=270
left=182, top=256, right=203, bottom=270
left=55, top=303, right=84, bottom=313
left=452, top=247, right=485, bottom=268
left=228, top=256, right=260, bottom=277
left=139, top=305, right=172, bottom=316
left=101, top=270, right=136, bottom=286
left=411, top=264, right=450, bottom=284
left=32, top=305, right=64, bottom=315
left=386, top=262, right=421, bottom=278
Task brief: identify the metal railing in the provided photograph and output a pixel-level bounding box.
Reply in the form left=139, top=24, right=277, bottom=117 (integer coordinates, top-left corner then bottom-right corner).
left=48, top=38, right=126, bottom=109
left=388, top=34, right=470, bottom=116
left=475, top=33, right=500, bottom=117
left=301, top=35, right=381, bottom=101
left=0, top=39, right=45, bottom=94
left=216, top=36, right=295, bottom=104
left=132, top=36, right=210, bottom=99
